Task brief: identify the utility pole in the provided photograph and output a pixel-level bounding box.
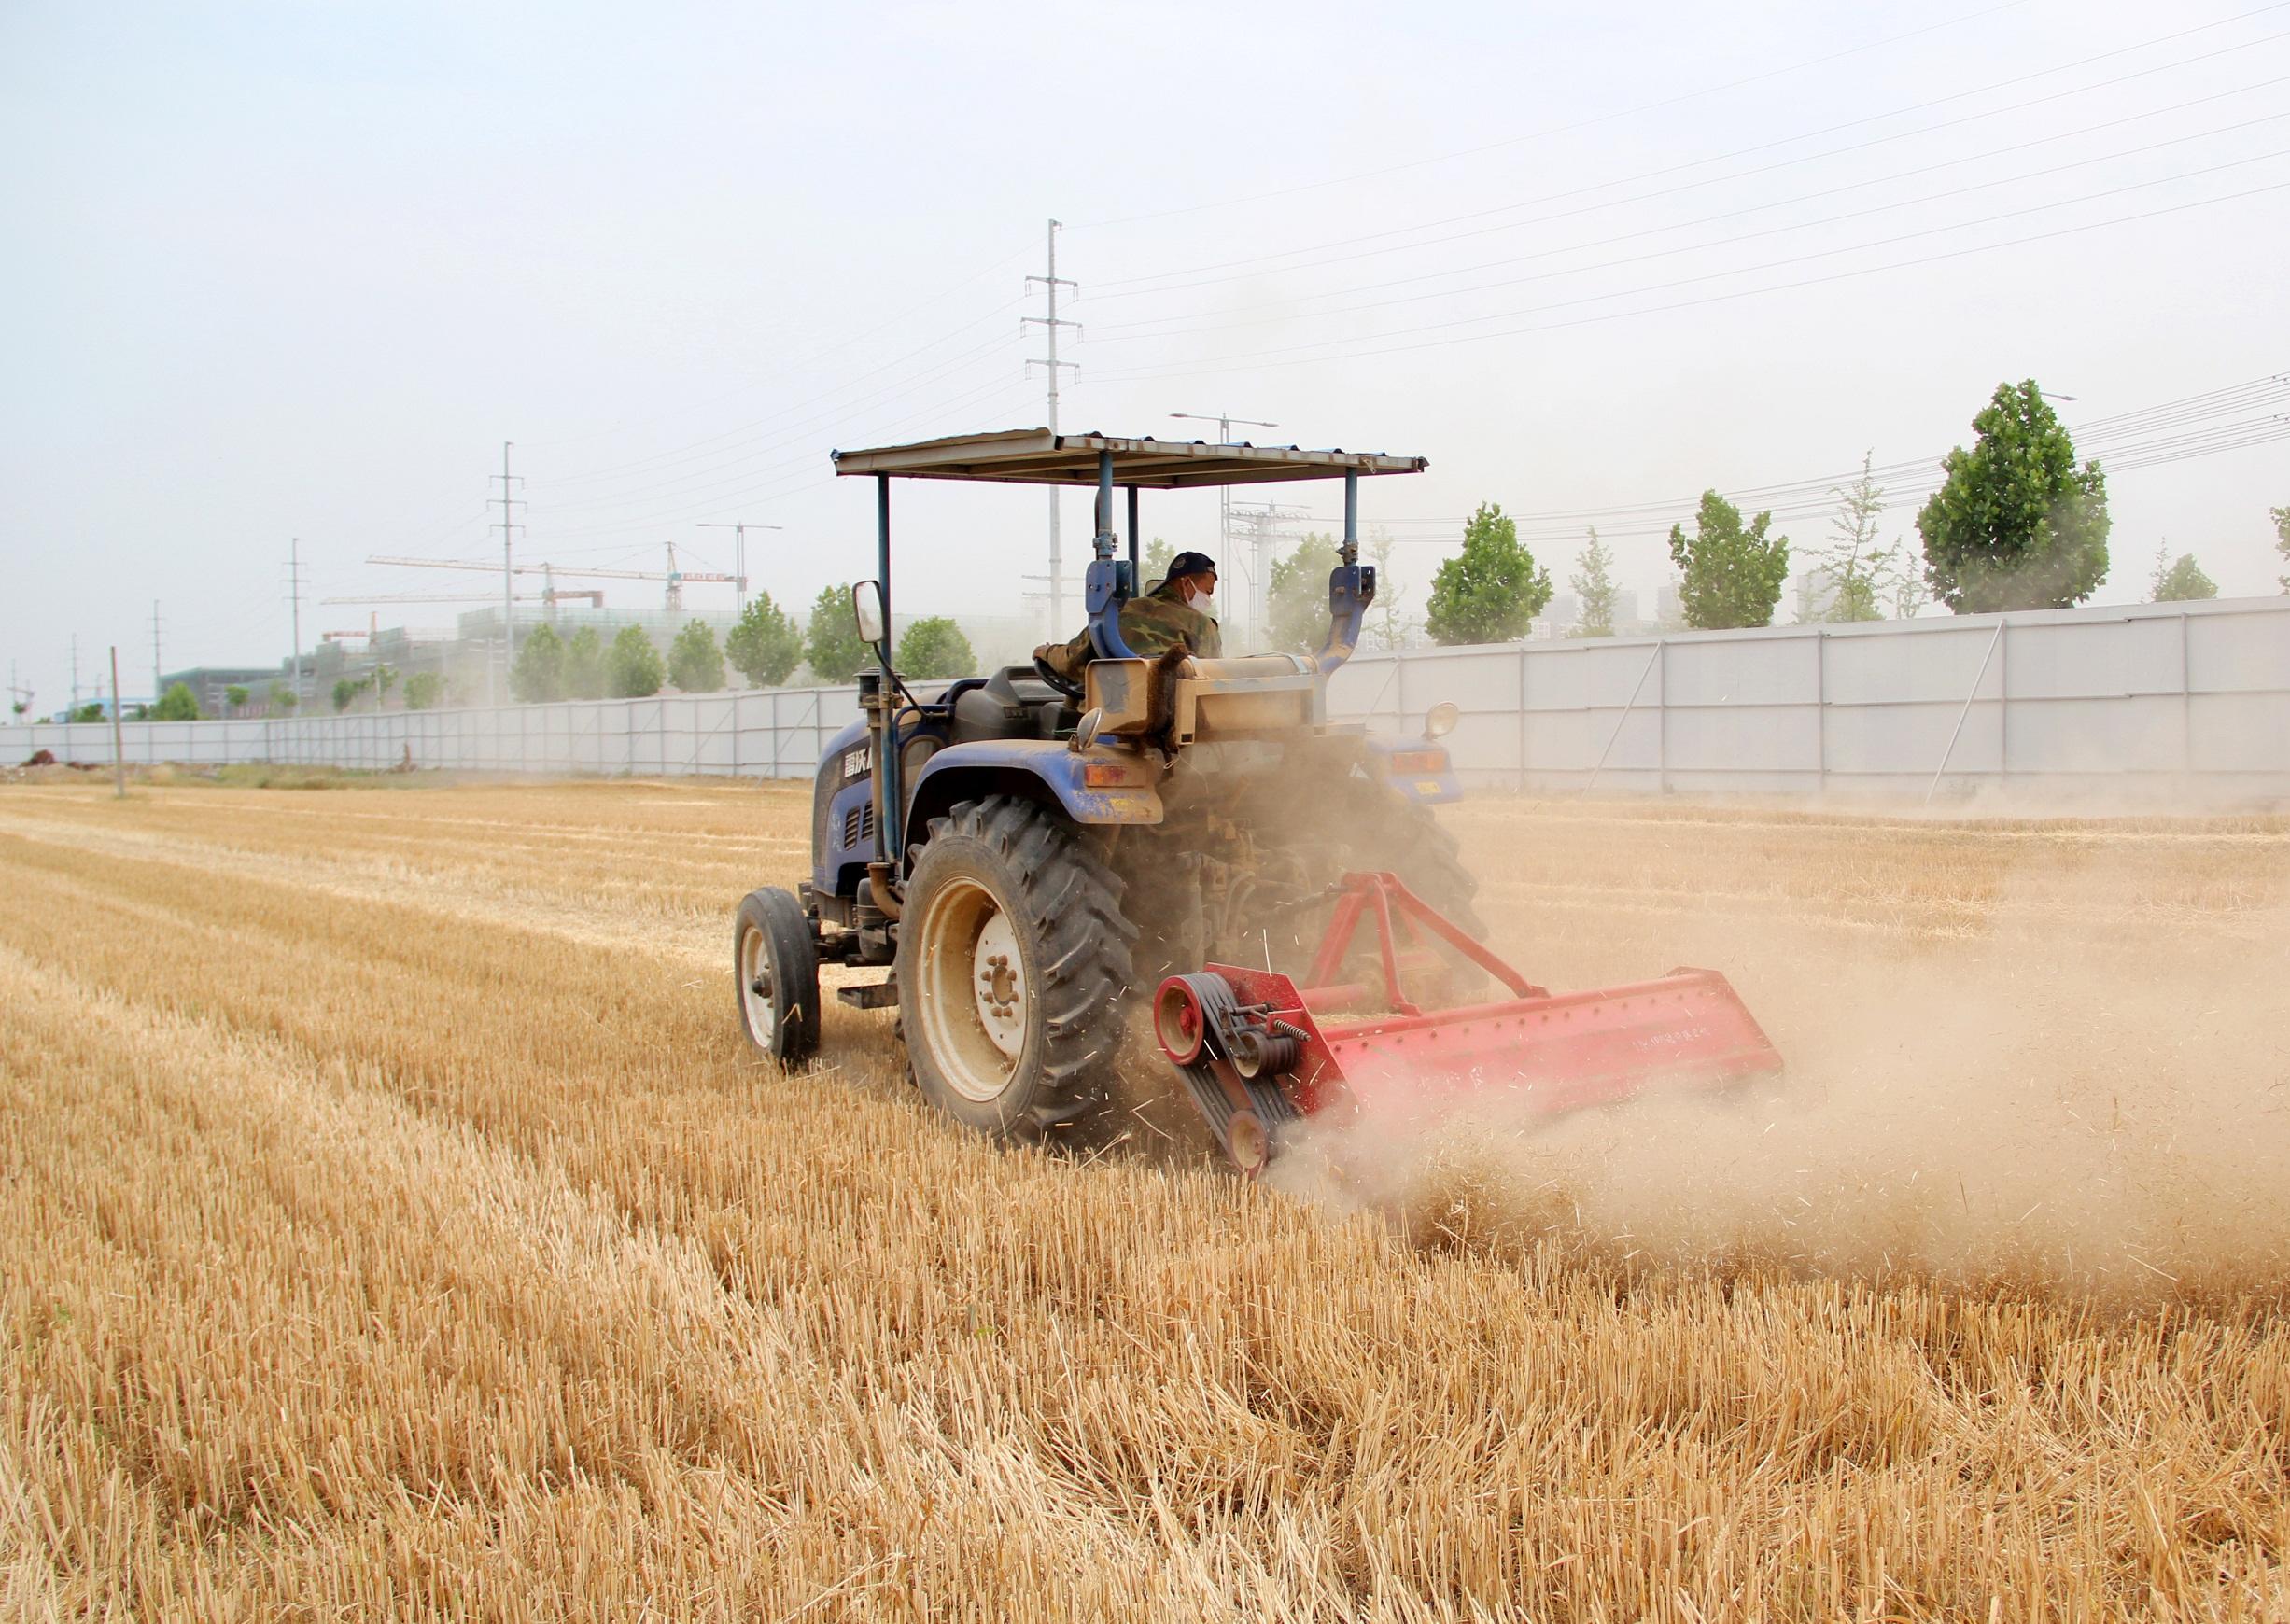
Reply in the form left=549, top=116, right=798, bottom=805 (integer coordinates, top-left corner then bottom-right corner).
left=1024, top=219, right=1080, bottom=629
left=1171, top=411, right=1279, bottom=641
left=490, top=442, right=522, bottom=707
left=1229, top=499, right=1309, bottom=648
left=70, top=634, right=80, bottom=712
left=698, top=521, right=783, bottom=614
left=286, top=539, right=306, bottom=706
left=108, top=647, right=125, bottom=797
left=150, top=600, right=163, bottom=705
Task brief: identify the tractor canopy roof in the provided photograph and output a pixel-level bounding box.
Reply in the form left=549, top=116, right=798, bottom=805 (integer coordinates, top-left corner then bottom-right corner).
left=831, top=428, right=1426, bottom=489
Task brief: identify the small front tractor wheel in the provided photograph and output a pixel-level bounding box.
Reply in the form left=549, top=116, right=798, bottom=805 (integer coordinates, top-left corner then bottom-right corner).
left=897, top=796, right=1134, bottom=1143
left=735, top=887, right=820, bottom=1066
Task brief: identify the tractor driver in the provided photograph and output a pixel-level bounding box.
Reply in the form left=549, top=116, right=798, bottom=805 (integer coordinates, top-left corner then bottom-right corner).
left=1033, top=550, right=1222, bottom=685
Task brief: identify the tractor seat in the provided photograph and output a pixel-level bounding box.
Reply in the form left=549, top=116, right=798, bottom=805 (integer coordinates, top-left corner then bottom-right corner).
left=952, top=666, right=1069, bottom=742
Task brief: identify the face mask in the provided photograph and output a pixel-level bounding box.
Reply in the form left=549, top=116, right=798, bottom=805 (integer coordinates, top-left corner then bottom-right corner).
left=1186, top=585, right=1215, bottom=614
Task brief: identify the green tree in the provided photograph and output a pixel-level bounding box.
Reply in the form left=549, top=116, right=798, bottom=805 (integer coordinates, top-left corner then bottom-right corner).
left=330, top=678, right=363, bottom=713
left=511, top=623, right=566, bottom=703
left=668, top=620, right=725, bottom=693
left=1891, top=561, right=1932, bottom=622
left=725, top=592, right=802, bottom=687
left=1265, top=535, right=1337, bottom=655
left=608, top=625, right=664, bottom=698
left=1426, top=502, right=1552, bottom=646
left=1142, top=537, right=1176, bottom=585
left=372, top=664, right=398, bottom=711
left=894, top=616, right=976, bottom=679
left=402, top=671, right=443, bottom=711
left=70, top=701, right=105, bottom=723
left=1364, top=527, right=1414, bottom=651
left=805, top=583, right=873, bottom=682
left=224, top=683, right=249, bottom=714
left=563, top=625, right=607, bottom=700
left=2272, top=503, right=2289, bottom=592
left=150, top=681, right=201, bottom=721
left=1811, top=454, right=1895, bottom=623
left=1568, top=527, right=1620, bottom=637
left=1917, top=381, right=2109, bottom=613
left=1668, top=491, right=1791, bottom=630
left=267, top=679, right=297, bottom=714
left=2149, top=545, right=2217, bottom=603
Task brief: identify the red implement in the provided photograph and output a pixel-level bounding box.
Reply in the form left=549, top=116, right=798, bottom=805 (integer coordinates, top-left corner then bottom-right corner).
left=1152, top=871, right=1782, bottom=1174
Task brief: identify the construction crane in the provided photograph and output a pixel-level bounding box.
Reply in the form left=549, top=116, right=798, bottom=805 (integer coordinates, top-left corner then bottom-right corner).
left=322, top=590, right=607, bottom=609
left=368, top=542, right=735, bottom=612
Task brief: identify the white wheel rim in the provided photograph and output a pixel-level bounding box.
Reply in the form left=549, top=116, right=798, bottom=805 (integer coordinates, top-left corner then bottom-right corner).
left=916, top=876, right=1028, bottom=1103
left=972, top=909, right=1027, bottom=1059
left=740, top=924, right=777, bottom=1048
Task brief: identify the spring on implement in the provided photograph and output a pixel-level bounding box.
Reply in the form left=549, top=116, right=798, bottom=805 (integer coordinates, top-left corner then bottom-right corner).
left=1227, top=1027, right=1302, bottom=1081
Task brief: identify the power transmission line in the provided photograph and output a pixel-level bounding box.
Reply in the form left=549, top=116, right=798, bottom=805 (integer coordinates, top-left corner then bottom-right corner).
left=1171, top=411, right=1279, bottom=637
left=1024, top=218, right=1081, bottom=627
left=516, top=244, right=1035, bottom=461
left=1099, top=150, right=2290, bottom=366
left=490, top=443, right=522, bottom=707
left=1091, top=174, right=2290, bottom=385
left=527, top=329, right=1019, bottom=516
left=1072, top=0, right=2046, bottom=228
left=534, top=316, right=1021, bottom=497
left=1079, top=0, right=2289, bottom=244
left=284, top=540, right=306, bottom=706
left=1270, top=374, right=2289, bottom=544
left=526, top=371, right=1036, bottom=542
left=1089, top=102, right=2290, bottom=341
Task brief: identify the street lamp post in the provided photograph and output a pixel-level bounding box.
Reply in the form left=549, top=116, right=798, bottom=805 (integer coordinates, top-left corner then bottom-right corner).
left=1170, top=410, right=1278, bottom=642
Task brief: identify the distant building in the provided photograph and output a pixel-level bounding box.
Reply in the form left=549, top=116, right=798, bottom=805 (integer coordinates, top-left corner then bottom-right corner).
left=48, top=696, right=152, bottom=723
left=158, top=665, right=285, bottom=717
left=1793, top=569, right=1840, bottom=624
left=1656, top=581, right=1684, bottom=627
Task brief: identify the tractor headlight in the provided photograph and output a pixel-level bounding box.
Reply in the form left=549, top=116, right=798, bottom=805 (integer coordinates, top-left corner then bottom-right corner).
left=1423, top=701, right=1460, bottom=740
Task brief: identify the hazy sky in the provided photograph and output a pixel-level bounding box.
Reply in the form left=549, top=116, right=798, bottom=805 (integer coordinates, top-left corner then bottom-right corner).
left=4, top=0, right=2285, bottom=707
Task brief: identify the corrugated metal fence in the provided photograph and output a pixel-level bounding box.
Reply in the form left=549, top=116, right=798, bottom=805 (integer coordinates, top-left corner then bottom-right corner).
left=5, top=687, right=862, bottom=780
left=1326, top=596, right=2289, bottom=800
left=7, top=599, right=2285, bottom=802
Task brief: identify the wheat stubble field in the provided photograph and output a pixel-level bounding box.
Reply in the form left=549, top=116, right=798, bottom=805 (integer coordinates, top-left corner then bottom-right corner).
left=2, top=776, right=2286, bottom=1620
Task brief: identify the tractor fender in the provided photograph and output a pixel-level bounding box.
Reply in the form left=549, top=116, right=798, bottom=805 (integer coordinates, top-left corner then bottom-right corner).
left=906, top=739, right=1163, bottom=840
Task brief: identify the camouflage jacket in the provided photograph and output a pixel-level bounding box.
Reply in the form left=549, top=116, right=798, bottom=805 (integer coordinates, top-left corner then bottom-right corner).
left=1052, top=580, right=1222, bottom=671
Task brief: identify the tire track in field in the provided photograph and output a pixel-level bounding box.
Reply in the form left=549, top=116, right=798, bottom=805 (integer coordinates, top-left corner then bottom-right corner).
left=0, top=813, right=730, bottom=968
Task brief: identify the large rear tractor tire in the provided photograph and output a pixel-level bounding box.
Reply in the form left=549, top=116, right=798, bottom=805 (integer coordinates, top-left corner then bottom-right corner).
left=1332, top=775, right=1484, bottom=937
left=1263, top=771, right=1487, bottom=1001
left=735, top=887, right=821, bottom=1066
left=896, top=796, right=1136, bottom=1144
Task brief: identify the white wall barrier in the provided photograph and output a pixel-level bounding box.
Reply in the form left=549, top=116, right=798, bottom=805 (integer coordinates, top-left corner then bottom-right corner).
left=1327, top=596, right=2290, bottom=801
left=7, top=599, right=2285, bottom=803
left=4, top=686, right=863, bottom=782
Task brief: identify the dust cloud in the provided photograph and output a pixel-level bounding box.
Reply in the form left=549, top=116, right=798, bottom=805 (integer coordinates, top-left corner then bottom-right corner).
left=1269, top=847, right=2290, bottom=1304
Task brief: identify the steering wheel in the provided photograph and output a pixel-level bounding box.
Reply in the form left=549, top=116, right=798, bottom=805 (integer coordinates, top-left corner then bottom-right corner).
left=1033, top=653, right=1086, bottom=704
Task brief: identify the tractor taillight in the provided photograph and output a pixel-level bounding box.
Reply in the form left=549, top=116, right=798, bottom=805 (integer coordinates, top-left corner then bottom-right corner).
left=1082, top=760, right=1144, bottom=788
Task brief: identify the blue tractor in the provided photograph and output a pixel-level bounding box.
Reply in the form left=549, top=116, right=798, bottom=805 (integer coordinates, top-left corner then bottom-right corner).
left=735, top=429, right=1476, bottom=1159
